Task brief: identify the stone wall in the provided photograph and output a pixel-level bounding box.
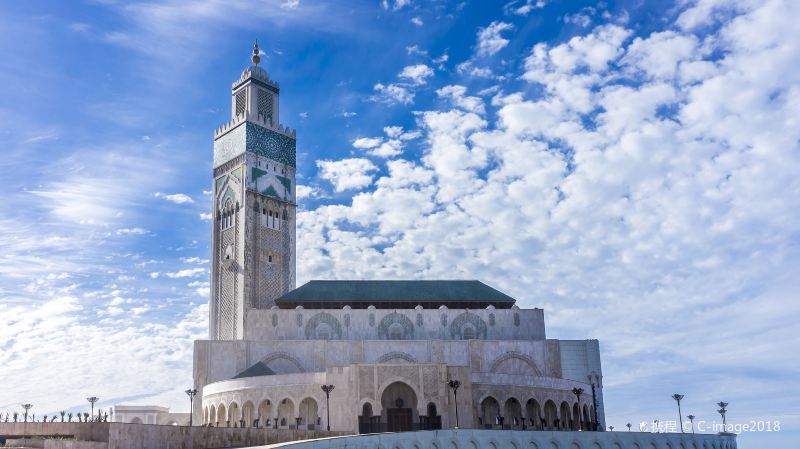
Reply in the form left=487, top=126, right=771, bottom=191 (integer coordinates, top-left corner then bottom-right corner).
left=245, top=429, right=738, bottom=449
left=245, top=308, right=545, bottom=342
left=0, top=423, right=349, bottom=449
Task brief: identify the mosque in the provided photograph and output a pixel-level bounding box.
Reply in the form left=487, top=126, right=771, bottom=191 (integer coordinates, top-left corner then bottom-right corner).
left=190, top=44, right=606, bottom=435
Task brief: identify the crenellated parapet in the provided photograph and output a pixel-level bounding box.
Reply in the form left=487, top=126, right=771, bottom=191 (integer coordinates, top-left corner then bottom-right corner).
left=214, top=111, right=296, bottom=141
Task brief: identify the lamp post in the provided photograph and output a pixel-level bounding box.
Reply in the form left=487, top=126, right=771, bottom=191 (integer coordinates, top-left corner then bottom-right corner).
left=87, top=397, right=99, bottom=421
left=672, top=394, right=684, bottom=433
left=572, top=387, right=584, bottom=431
left=687, top=415, right=696, bottom=434
left=185, top=388, right=198, bottom=426
left=717, top=402, right=728, bottom=432
left=22, top=404, right=33, bottom=423
left=321, top=385, right=335, bottom=431
left=447, top=380, right=461, bottom=429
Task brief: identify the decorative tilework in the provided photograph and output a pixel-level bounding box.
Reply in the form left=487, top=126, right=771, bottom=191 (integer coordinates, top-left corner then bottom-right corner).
left=377, top=313, right=415, bottom=340
left=304, top=312, right=343, bottom=340
left=246, top=123, right=296, bottom=168
left=449, top=312, right=488, bottom=340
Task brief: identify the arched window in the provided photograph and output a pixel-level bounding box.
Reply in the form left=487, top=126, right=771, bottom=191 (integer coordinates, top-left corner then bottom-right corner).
left=388, top=322, right=404, bottom=340
left=463, top=325, right=475, bottom=340
left=316, top=323, right=332, bottom=340
left=427, top=402, right=438, bottom=417
left=361, top=402, right=373, bottom=418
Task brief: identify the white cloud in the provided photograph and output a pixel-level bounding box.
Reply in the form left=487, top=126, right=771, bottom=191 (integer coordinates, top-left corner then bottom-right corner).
left=504, top=0, right=547, bottom=16
left=199, top=212, right=212, bottom=221
left=316, top=158, right=378, bottom=192
left=352, top=137, right=384, bottom=149
left=411, top=17, right=423, bottom=27
left=339, top=111, right=357, bottom=118
left=476, top=21, right=514, bottom=57
left=436, top=85, right=486, bottom=115
left=372, top=83, right=414, bottom=105
left=406, top=45, right=428, bottom=56
left=181, top=257, right=209, bottom=264
left=456, top=61, right=494, bottom=78
left=115, top=227, right=149, bottom=236
left=382, top=0, right=411, bottom=11
left=298, top=1, right=800, bottom=434
left=280, top=0, right=299, bottom=10
left=296, top=185, right=322, bottom=200
left=398, top=64, right=434, bottom=85
left=299, top=111, right=308, bottom=118
left=154, top=192, right=194, bottom=204
left=164, top=268, right=205, bottom=278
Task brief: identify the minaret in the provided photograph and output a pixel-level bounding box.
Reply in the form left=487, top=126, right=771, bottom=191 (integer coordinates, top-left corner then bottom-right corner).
left=209, top=41, right=297, bottom=340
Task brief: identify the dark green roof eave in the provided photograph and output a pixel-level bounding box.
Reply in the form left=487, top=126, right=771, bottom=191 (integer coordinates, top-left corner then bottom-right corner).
left=274, top=280, right=516, bottom=309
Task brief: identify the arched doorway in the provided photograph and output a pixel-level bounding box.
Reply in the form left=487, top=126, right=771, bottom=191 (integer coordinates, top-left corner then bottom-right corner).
left=559, top=401, right=571, bottom=430
left=258, top=399, right=273, bottom=428
left=242, top=401, right=255, bottom=428
left=421, top=402, right=441, bottom=430
left=480, top=396, right=501, bottom=428
left=131, top=417, right=143, bottom=424
left=582, top=404, right=592, bottom=431
left=380, top=381, right=418, bottom=432
left=277, top=398, right=295, bottom=428
left=504, top=397, right=523, bottom=429
left=525, top=399, right=542, bottom=430
left=299, top=397, right=319, bottom=429
left=217, top=403, right=227, bottom=427
left=543, top=400, right=557, bottom=430
left=209, top=405, right=216, bottom=426
left=358, top=402, right=379, bottom=434
left=228, top=402, right=240, bottom=427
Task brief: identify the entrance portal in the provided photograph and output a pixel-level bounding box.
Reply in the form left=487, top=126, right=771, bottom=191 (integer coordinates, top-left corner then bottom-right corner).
left=380, top=381, right=418, bottom=433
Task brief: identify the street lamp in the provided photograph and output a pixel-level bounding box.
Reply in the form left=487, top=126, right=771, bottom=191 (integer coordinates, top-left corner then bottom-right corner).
left=321, top=385, right=335, bottom=431
left=717, top=402, right=728, bottom=432
left=672, top=394, right=684, bottom=433
left=87, top=397, right=99, bottom=422
left=571, top=388, right=584, bottom=431
left=22, top=404, right=33, bottom=423
left=687, top=415, right=696, bottom=434
left=447, top=380, right=461, bottom=429
left=185, top=388, right=198, bottom=426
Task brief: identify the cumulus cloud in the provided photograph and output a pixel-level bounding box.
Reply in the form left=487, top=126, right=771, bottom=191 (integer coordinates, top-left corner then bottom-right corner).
left=280, top=0, right=299, bottom=10
left=476, top=21, right=514, bottom=57
left=317, top=158, right=378, bottom=192
left=399, top=64, right=434, bottom=86
left=372, top=83, right=414, bottom=105
left=164, top=268, right=205, bottom=278
left=154, top=192, right=194, bottom=204
left=299, top=0, right=800, bottom=432
left=436, top=85, right=486, bottom=115
left=504, top=0, right=547, bottom=16
left=351, top=126, right=421, bottom=158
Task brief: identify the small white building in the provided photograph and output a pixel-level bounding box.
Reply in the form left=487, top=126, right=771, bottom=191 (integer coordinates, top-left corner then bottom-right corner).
left=113, top=405, right=189, bottom=426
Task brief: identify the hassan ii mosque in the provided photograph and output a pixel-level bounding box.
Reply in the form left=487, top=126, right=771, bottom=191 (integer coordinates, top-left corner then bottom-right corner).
left=190, top=44, right=606, bottom=435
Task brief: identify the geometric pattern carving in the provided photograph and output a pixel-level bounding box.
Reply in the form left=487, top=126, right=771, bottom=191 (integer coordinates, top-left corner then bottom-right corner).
left=514, top=313, right=520, bottom=327
left=488, top=351, right=542, bottom=376
left=416, top=314, right=423, bottom=327
left=262, top=352, right=305, bottom=373
left=304, top=312, right=343, bottom=340
left=377, top=313, right=415, bottom=340
left=377, top=352, right=419, bottom=364
left=246, top=123, right=296, bottom=167
left=489, top=313, right=495, bottom=326
left=449, top=312, right=487, bottom=340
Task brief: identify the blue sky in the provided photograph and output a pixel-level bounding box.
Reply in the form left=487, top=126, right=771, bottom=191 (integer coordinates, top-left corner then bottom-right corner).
left=1, top=0, right=799, bottom=447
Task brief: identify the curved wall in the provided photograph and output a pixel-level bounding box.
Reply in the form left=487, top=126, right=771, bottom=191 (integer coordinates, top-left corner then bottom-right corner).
left=248, top=429, right=737, bottom=449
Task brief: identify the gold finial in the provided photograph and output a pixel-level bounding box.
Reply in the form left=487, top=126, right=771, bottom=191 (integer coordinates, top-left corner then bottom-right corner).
left=252, top=40, right=261, bottom=66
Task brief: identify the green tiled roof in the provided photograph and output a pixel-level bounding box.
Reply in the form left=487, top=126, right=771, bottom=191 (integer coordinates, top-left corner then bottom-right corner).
left=233, top=361, right=275, bottom=379
left=274, top=280, right=516, bottom=309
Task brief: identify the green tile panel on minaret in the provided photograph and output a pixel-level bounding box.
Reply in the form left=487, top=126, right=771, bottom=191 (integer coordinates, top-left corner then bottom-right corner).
left=213, top=122, right=296, bottom=168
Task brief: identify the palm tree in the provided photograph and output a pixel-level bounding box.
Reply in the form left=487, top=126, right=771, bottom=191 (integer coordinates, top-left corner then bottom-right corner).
left=626, top=423, right=632, bottom=431
left=60, top=411, right=66, bottom=422
left=672, top=394, right=684, bottom=432
left=68, top=412, right=73, bottom=422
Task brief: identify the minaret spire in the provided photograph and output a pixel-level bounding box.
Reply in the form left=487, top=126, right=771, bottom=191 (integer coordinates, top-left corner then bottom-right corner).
left=252, top=40, right=261, bottom=66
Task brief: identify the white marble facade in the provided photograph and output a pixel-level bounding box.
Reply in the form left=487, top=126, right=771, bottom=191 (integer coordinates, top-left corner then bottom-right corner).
left=193, top=57, right=607, bottom=435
